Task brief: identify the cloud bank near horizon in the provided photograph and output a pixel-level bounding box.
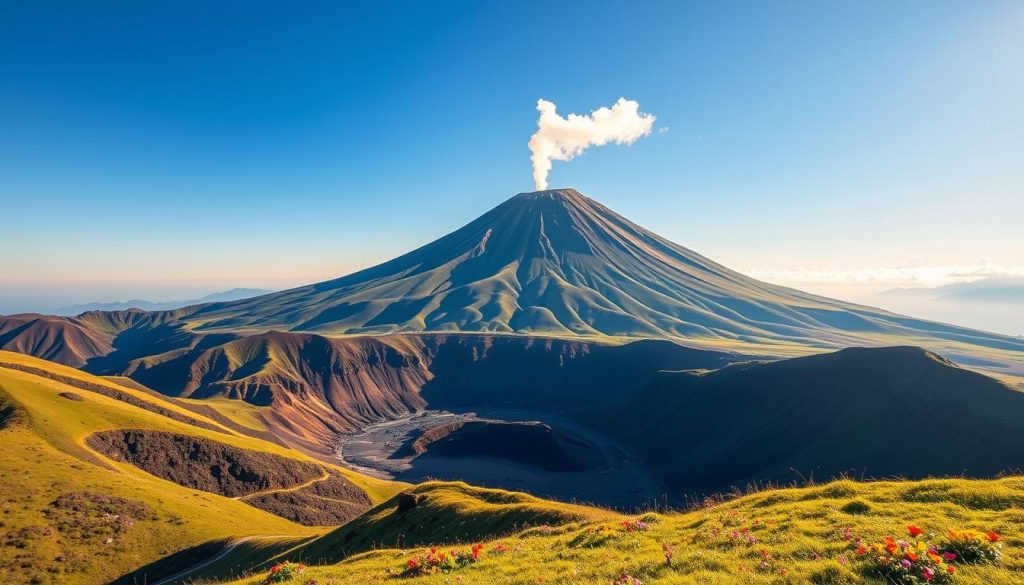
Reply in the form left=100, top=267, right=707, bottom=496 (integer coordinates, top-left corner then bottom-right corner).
left=528, top=98, right=656, bottom=190
left=742, top=258, right=1024, bottom=289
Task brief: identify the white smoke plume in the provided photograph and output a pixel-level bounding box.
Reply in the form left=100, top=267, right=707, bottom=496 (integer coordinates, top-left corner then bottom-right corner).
left=528, top=97, right=656, bottom=190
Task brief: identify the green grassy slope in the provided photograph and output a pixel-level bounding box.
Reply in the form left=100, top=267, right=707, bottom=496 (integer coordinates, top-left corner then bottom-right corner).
left=295, top=481, right=618, bottom=564
left=180, top=481, right=619, bottom=582
left=0, top=351, right=404, bottom=584
left=213, top=476, right=1023, bottom=585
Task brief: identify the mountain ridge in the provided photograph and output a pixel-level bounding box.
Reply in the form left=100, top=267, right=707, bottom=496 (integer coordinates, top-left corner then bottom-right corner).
left=166, top=188, right=1023, bottom=377
left=181, top=190, right=1018, bottom=339
left=2, top=188, right=1022, bottom=379
left=51, top=287, right=273, bottom=316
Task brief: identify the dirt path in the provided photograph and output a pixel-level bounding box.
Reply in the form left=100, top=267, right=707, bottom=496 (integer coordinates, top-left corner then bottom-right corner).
left=236, top=470, right=331, bottom=500
left=151, top=533, right=317, bottom=584
left=150, top=536, right=253, bottom=585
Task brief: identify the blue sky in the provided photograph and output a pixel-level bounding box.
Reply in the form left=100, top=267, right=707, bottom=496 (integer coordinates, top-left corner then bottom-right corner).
left=1, top=1, right=1022, bottom=332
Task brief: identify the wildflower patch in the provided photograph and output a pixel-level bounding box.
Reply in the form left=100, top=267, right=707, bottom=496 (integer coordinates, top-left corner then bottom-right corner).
left=265, top=561, right=305, bottom=583
left=403, top=544, right=483, bottom=577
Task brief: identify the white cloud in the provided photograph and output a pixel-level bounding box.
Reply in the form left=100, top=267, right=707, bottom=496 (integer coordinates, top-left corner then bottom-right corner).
left=741, top=259, right=1024, bottom=289
left=528, top=98, right=656, bottom=190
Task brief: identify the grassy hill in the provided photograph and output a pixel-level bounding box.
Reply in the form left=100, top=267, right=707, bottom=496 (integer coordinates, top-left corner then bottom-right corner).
left=204, top=475, right=1023, bottom=585
left=0, top=351, right=404, bottom=584
left=2, top=350, right=1022, bottom=584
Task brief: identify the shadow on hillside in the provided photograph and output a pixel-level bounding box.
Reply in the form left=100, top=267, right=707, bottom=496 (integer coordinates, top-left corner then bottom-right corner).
left=113, top=539, right=226, bottom=584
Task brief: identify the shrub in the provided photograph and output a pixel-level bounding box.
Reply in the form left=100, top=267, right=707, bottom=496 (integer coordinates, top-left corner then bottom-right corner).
left=403, top=544, right=483, bottom=577
left=265, top=561, right=305, bottom=583
left=857, top=526, right=955, bottom=585
left=942, top=529, right=1002, bottom=565
left=839, top=500, right=872, bottom=515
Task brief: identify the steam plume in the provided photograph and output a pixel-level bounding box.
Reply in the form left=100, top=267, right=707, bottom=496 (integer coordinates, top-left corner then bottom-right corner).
left=528, top=98, right=656, bottom=190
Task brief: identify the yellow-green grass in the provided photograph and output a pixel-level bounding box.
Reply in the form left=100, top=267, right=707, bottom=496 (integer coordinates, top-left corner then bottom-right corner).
left=297, top=481, right=618, bottom=562
left=180, top=480, right=617, bottom=582
left=214, top=477, right=1023, bottom=585
left=100, top=376, right=272, bottom=433
left=102, top=375, right=272, bottom=433
left=0, top=374, right=307, bottom=584
left=0, top=352, right=404, bottom=583
left=0, top=351, right=405, bottom=502
left=176, top=395, right=272, bottom=433
left=180, top=535, right=321, bottom=583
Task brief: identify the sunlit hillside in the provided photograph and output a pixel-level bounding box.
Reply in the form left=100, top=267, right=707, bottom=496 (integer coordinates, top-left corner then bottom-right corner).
left=0, top=352, right=403, bottom=584
left=204, top=478, right=1023, bottom=585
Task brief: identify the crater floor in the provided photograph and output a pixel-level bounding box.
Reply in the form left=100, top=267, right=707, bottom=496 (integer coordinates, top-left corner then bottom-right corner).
left=337, top=409, right=664, bottom=509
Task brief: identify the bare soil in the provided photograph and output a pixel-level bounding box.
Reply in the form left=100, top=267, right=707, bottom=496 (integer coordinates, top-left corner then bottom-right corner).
left=338, top=409, right=664, bottom=509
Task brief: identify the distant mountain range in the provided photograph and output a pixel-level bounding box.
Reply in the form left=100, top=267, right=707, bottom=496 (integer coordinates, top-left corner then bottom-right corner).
left=882, top=278, right=1024, bottom=304
left=51, top=288, right=272, bottom=315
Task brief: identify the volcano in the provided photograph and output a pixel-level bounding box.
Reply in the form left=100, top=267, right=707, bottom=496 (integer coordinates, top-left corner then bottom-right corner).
left=2, top=188, right=1023, bottom=492
left=172, top=188, right=1022, bottom=367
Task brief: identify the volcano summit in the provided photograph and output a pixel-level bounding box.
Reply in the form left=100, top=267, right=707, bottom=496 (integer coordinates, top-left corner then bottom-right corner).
left=155, top=188, right=1021, bottom=370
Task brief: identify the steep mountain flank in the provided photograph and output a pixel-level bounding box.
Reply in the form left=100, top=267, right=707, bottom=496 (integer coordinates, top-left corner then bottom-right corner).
left=0, top=313, right=113, bottom=367
left=167, top=189, right=1024, bottom=364
left=110, top=333, right=732, bottom=455
left=593, top=346, right=1024, bottom=495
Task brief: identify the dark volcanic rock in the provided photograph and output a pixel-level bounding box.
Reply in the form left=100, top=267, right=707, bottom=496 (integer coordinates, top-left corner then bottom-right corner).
left=86, top=430, right=324, bottom=497
left=396, top=492, right=426, bottom=513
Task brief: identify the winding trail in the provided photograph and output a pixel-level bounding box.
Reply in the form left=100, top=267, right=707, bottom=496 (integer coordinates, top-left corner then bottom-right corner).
left=236, top=470, right=331, bottom=500
left=150, top=534, right=314, bottom=585
left=150, top=536, right=254, bottom=585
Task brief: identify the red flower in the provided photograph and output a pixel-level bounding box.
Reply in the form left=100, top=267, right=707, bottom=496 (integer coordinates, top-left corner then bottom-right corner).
left=905, top=551, right=919, bottom=562
left=987, top=531, right=1000, bottom=542
left=908, top=525, right=924, bottom=537
left=947, top=565, right=955, bottom=574
left=942, top=552, right=956, bottom=561
left=856, top=546, right=866, bottom=556
left=884, top=536, right=898, bottom=554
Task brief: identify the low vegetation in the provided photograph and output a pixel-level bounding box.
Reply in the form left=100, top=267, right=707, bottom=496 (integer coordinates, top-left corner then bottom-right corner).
left=0, top=351, right=403, bottom=584
left=207, top=477, right=1021, bottom=585
left=2, top=349, right=1022, bottom=584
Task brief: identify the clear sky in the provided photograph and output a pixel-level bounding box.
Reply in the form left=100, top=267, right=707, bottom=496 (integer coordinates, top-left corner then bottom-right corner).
left=1, top=1, right=1022, bottom=332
